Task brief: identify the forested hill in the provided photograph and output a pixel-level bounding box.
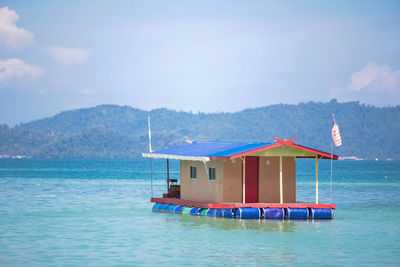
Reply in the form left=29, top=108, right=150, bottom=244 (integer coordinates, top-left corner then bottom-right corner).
left=1, top=100, right=399, bottom=160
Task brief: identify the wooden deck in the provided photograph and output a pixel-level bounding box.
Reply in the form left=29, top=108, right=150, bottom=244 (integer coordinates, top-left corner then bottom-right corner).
left=151, top=197, right=336, bottom=209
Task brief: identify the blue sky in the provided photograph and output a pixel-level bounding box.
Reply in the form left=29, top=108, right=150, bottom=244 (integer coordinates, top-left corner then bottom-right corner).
left=0, top=0, right=399, bottom=125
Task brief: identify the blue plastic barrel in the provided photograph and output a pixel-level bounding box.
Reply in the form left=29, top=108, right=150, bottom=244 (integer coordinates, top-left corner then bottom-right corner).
left=206, top=209, right=216, bottom=217
left=158, top=204, right=170, bottom=212
left=174, top=205, right=184, bottom=214
left=286, top=208, right=309, bottom=219
left=223, top=209, right=235, bottom=218
left=263, top=208, right=284, bottom=219
left=152, top=203, right=161, bottom=211
left=237, top=207, right=261, bottom=219
left=215, top=209, right=224, bottom=217
left=167, top=205, right=177, bottom=213
left=310, top=208, right=333, bottom=219
left=189, top=207, right=202, bottom=216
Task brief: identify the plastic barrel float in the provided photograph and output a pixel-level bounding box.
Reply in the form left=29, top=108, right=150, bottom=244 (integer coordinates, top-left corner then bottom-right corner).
left=236, top=207, right=261, bottom=219
left=200, top=209, right=208, bottom=216
left=167, top=205, right=177, bottom=213
left=181, top=207, right=192, bottom=215
left=158, top=204, right=169, bottom=212
left=286, top=208, right=309, bottom=219
left=206, top=209, right=216, bottom=217
left=215, top=209, right=224, bottom=217
left=152, top=203, right=334, bottom=220
left=152, top=203, right=161, bottom=211
left=310, top=208, right=333, bottom=219
left=223, top=209, right=235, bottom=218
left=174, top=205, right=184, bottom=214
left=189, top=207, right=202, bottom=216
left=263, top=208, right=285, bottom=219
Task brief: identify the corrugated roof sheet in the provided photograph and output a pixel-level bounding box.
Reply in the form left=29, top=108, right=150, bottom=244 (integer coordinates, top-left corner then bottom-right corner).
left=150, top=141, right=272, bottom=157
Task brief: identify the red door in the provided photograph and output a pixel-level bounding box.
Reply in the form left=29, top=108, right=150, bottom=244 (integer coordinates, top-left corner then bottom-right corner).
left=245, top=156, right=259, bottom=203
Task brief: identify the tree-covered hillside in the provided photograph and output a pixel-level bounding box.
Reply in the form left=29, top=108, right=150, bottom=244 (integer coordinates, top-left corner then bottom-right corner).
left=1, top=100, right=399, bottom=159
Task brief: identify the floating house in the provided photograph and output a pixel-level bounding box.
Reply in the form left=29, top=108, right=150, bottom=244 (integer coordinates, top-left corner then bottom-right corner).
left=142, top=138, right=337, bottom=219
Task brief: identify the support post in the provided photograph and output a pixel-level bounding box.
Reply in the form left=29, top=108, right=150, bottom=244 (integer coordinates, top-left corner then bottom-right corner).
left=242, top=157, right=246, bottom=203
left=167, top=159, right=170, bottom=196
left=315, top=156, right=320, bottom=204
left=279, top=156, right=283, bottom=204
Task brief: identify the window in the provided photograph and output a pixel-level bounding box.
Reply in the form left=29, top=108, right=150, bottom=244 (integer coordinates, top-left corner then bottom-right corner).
left=190, top=166, right=197, bottom=179
left=209, top=167, right=216, bottom=181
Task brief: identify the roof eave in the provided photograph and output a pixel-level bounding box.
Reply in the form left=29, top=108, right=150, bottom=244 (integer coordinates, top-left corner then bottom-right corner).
left=142, top=153, right=210, bottom=162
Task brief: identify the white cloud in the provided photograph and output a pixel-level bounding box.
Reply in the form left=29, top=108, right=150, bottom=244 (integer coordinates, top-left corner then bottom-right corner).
left=0, top=58, right=43, bottom=83
left=347, top=62, right=398, bottom=92
left=46, top=46, right=89, bottom=64
left=0, top=7, right=34, bottom=48
left=80, top=88, right=94, bottom=95
left=330, top=62, right=400, bottom=106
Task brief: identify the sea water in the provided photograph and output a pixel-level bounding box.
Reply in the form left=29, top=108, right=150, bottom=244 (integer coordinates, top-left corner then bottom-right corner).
left=0, top=159, right=399, bottom=266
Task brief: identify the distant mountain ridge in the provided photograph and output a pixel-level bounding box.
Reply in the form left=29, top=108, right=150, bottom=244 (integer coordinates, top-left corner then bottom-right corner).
left=1, top=100, right=399, bottom=159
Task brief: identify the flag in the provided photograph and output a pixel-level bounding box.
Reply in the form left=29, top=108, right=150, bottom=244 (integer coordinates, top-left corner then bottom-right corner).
left=332, top=114, right=342, bottom=147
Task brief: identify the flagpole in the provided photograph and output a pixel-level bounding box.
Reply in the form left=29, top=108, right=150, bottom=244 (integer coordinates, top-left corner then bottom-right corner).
left=150, top=157, right=153, bottom=198
left=330, top=141, right=333, bottom=204
left=148, top=114, right=153, bottom=198
left=330, top=113, right=341, bottom=204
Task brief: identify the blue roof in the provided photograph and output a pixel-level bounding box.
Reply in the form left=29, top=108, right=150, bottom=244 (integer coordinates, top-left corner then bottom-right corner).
left=143, top=138, right=339, bottom=160
left=149, top=141, right=272, bottom=158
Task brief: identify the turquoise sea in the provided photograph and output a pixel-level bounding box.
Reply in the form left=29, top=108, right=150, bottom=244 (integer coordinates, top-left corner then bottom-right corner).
left=0, top=159, right=399, bottom=266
